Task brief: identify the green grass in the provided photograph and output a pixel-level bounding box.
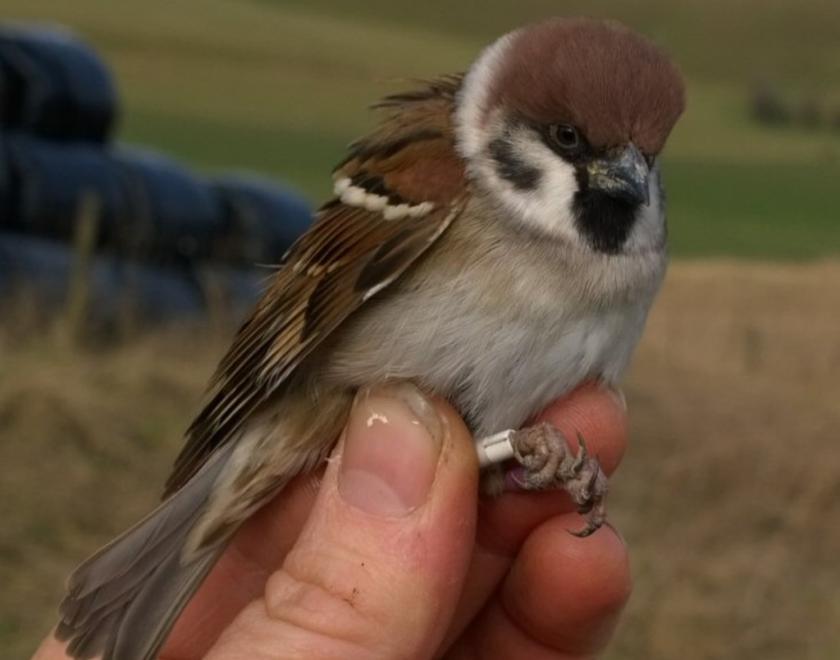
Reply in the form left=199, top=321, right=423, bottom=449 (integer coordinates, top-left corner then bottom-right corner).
left=3, top=0, right=840, bottom=256
left=120, top=109, right=347, bottom=197
left=665, top=159, right=840, bottom=258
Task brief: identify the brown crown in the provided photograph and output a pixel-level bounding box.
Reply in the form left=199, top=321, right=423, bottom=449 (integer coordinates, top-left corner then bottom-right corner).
left=488, top=18, right=686, bottom=155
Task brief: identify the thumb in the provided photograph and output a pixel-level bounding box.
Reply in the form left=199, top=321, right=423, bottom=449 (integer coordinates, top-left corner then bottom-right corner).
left=206, top=383, right=479, bottom=660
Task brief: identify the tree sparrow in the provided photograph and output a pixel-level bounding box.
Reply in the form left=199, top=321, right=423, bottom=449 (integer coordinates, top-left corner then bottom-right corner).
left=56, top=17, right=684, bottom=659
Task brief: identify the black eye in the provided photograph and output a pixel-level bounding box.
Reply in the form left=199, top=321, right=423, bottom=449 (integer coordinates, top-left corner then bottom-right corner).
left=548, top=124, right=581, bottom=151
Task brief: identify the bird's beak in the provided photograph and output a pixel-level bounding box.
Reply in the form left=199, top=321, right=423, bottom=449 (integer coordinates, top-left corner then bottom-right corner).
left=586, top=143, right=650, bottom=206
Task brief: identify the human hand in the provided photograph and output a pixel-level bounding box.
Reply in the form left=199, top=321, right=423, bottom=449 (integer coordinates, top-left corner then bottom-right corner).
left=36, top=382, right=629, bottom=659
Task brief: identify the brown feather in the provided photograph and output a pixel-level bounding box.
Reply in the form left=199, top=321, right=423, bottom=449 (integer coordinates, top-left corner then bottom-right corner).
left=164, top=77, right=468, bottom=496
left=489, top=18, right=685, bottom=155
left=54, top=73, right=473, bottom=654
left=335, top=74, right=465, bottom=205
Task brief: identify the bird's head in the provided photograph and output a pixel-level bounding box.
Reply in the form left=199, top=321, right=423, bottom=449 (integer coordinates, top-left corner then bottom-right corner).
left=456, top=18, right=685, bottom=254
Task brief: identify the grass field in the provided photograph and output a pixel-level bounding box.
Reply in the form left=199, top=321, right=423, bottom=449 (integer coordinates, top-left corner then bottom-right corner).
left=3, top=0, right=840, bottom=257
left=3, top=261, right=840, bottom=658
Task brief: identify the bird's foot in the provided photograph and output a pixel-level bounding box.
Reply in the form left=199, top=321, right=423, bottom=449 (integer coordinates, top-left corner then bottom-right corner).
left=507, top=423, right=608, bottom=537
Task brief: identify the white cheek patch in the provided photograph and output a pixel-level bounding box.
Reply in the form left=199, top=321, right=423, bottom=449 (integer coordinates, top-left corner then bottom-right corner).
left=507, top=133, right=581, bottom=240
left=473, top=124, right=582, bottom=242
left=333, top=177, right=435, bottom=220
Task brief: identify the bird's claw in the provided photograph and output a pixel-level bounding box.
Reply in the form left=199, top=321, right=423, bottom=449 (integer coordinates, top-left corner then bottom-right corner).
left=510, top=423, right=609, bottom=536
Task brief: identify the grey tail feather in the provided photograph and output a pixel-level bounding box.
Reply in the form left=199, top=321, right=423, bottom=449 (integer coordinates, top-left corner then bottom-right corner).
left=56, top=443, right=236, bottom=660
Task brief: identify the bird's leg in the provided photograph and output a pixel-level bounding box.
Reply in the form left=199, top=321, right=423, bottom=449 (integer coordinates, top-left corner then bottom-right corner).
left=475, top=423, right=608, bottom=537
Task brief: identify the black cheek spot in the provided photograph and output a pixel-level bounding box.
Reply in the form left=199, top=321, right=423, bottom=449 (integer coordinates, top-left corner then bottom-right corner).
left=488, top=138, right=541, bottom=191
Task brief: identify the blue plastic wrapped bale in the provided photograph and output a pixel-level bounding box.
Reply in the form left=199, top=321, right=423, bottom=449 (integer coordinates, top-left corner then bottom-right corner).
left=0, top=136, right=13, bottom=223
left=193, top=263, right=267, bottom=319
left=0, top=230, right=72, bottom=306
left=3, top=133, right=129, bottom=243
left=0, top=232, right=203, bottom=326
left=0, top=23, right=118, bottom=142
left=210, top=174, right=312, bottom=265
left=0, top=232, right=265, bottom=327
left=114, top=147, right=227, bottom=265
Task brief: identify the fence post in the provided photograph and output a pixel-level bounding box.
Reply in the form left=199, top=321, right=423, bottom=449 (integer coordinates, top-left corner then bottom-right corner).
left=62, top=191, right=101, bottom=342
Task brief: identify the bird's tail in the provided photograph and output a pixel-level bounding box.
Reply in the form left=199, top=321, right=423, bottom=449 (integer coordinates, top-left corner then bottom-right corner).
left=55, top=444, right=235, bottom=660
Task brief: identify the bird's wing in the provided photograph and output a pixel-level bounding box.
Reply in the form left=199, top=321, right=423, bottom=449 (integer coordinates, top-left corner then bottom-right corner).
left=165, top=75, right=466, bottom=495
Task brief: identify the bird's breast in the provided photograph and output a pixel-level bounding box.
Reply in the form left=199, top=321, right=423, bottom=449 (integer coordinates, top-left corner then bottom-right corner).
left=323, top=236, right=660, bottom=436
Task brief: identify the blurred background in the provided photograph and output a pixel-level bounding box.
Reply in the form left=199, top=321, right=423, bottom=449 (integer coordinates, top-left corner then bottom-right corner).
left=1, top=1, right=839, bottom=658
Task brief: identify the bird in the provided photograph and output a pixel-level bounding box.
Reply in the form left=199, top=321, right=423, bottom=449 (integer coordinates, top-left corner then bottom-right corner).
left=55, top=17, right=685, bottom=659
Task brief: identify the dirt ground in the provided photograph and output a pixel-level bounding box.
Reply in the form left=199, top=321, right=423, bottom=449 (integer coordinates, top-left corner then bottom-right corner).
left=2, top=260, right=839, bottom=659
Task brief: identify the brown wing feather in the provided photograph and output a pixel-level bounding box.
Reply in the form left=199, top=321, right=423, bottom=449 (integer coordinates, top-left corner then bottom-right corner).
left=164, top=76, right=467, bottom=496
left=335, top=74, right=464, bottom=205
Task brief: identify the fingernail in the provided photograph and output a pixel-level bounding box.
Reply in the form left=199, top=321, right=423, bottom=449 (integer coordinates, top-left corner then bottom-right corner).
left=603, top=385, right=627, bottom=412
left=339, top=383, right=445, bottom=517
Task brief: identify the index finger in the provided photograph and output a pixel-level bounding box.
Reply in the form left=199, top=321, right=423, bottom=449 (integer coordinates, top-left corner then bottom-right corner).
left=441, top=382, right=629, bottom=651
